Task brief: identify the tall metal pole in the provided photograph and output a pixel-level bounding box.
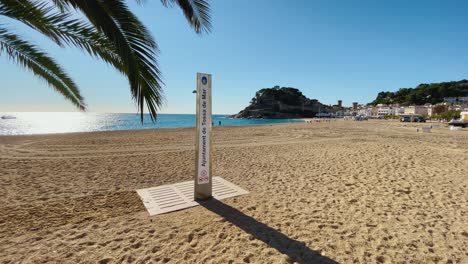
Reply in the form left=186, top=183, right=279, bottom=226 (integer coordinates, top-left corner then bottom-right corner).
left=194, top=73, right=212, bottom=200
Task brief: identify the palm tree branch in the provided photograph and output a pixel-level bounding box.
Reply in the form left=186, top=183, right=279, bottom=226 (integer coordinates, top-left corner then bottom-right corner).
left=55, top=0, right=163, bottom=122
left=161, top=0, right=211, bottom=34
left=0, top=0, right=124, bottom=73
left=0, top=28, right=85, bottom=110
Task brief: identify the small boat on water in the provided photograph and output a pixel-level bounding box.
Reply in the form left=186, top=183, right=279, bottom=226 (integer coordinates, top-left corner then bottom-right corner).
left=1, top=115, right=16, bottom=119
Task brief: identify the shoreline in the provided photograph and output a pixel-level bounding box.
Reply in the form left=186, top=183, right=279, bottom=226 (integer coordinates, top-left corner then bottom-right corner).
left=0, top=118, right=462, bottom=138
left=0, top=118, right=411, bottom=138
left=0, top=120, right=306, bottom=138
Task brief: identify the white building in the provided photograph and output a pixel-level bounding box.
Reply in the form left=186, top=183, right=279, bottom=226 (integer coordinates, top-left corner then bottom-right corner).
left=404, top=106, right=428, bottom=116
left=394, top=107, right=405, bottom=116
left=335, top=110, right=354, bottom=117
left=444, top=97, right=468, bottom=104
left=373, top=104, right=407, bottom=117
left=357, top=107, right=374, bottom=117
left=427, top=107, right=433, bottom=117
left=377, top=106, right=395, bottom=116
left=461, top=111, right=468, bottom=121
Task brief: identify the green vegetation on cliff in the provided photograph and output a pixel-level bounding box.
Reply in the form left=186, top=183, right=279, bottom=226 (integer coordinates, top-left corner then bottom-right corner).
left=250, top=86, right=308, bottom=105
left=369, top=80, right=468, bottom=105
left=232, top=86, right=330, bottom=119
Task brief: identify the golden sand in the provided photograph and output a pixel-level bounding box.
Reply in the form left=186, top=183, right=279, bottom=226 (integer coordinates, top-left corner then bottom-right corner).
left=0, top=120, right=467, bottom=263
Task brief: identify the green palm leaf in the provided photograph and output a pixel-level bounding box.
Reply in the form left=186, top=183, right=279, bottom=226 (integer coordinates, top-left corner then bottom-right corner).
left=55, top=0, right=163, bottom=122
left=1, top=0, right=212, bottom=122
left=0, top=0, right=124, bottom=80
left=0, top=28, right=86, bottom=110
left=161, top=0, right=212, bottom=34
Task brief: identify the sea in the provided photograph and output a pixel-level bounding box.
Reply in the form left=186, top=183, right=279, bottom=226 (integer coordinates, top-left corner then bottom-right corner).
left=0, top=112, right=303, bottom=135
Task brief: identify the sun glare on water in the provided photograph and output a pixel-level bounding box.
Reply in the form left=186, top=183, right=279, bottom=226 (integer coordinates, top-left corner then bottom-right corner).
left=0, top=112, right=107, bottom=135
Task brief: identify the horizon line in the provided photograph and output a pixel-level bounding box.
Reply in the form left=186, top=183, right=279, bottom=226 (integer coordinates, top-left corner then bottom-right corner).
left=0, top=111, right=234, bottom=115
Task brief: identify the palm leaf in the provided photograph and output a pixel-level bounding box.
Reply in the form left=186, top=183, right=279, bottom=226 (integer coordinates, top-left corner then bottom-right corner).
left=161, top=0, right=211, bottom=34
left=0, top=0, right=124, bottom=77
left=0, top=28, right=86, bottom=110
left=1, top=0, right=211, bottom=122
left=55, top=0, right=163, bottom=122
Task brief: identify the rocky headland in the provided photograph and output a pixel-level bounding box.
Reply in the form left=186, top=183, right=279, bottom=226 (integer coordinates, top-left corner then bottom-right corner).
left=230, top=86, right=331, bottom=119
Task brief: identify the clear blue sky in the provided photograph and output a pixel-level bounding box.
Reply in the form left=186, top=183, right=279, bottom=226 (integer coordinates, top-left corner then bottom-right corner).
left=1, top=0, right=468, bottom=114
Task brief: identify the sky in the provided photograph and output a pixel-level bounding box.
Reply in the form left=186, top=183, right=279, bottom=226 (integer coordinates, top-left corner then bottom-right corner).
left=1, top=0, right=468, bottom=114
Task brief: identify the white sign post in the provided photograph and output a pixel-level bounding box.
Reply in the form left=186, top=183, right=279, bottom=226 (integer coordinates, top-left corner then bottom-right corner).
left=195, top=73, right=212, bottom=200
left=135, top=75, right=248, bottom=214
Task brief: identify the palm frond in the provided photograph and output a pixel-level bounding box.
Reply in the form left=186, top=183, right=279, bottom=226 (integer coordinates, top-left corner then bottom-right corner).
left=51, top=0, right=69, bottom=12
left=1, top=0, right=211, bottom=122
left=0, top=28, right=86, bottom=110
left=161, top=0, right=211, bottom=34
left=0, top=0, right=124, bottom=73
left=55, top=0, right=163, bottom=122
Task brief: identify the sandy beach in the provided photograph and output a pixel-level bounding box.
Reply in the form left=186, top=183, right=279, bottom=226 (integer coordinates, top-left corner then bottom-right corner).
left=0, top=120, right=467, bottom=263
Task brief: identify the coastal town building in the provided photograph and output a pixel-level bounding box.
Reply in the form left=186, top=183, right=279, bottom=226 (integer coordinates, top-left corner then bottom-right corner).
left=427, top=106, right=433, bottom=117
left=394, top=107, right=405, bottom=115
left=448, top=104, right=468, bottom=111
left=357, top=107, right=373, bottom=117
left=335, top=110, right=354, bottom=118
left=444, top=97, right=468, bottom=104
left=312, top=100, right=466, bottom=119
left=404, top=106, right=428, bottom=116
left=375, top=105, right=405, bottom=117
left=330, top=100, right=344, bottom=113
left=349, top=104, right=452, bottom=118
left=461, top=111, right=468, bottom=121
left=377, top=106, right=395, bottom=116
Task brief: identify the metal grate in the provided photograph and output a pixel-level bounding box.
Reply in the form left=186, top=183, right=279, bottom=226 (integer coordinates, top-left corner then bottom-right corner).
left=137, top=177, right=249, bottom=216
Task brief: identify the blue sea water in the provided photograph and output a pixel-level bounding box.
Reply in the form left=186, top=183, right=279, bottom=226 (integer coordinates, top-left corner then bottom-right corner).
left=0, top=113, right=303, bottom=135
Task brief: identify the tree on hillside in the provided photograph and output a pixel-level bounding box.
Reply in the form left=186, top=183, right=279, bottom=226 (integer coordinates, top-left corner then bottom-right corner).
left=0, top=0, right=211, bottom=121
left=370, top=80, right=468, bottom=106
left=432, top=105, right=447, bottom=115
left=434, top=110, right=461, bottom=121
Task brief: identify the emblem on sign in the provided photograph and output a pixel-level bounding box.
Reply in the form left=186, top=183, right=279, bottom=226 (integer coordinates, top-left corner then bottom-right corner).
left=201, top=76, right=207, bottom=85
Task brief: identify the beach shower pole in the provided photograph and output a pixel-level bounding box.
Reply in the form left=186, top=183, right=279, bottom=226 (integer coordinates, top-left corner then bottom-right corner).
left=194, top=73, right=213, bottom=200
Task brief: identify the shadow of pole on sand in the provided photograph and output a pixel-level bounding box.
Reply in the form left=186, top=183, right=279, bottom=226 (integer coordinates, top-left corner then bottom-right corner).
left=198, top=199, right=338, bottom=264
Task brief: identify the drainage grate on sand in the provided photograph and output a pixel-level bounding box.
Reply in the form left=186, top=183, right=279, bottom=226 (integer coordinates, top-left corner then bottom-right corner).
left=136, top=177, right=249, bottom=216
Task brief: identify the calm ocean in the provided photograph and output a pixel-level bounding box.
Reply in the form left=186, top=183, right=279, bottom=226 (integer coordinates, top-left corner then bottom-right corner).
left=0, top=113, right=302, bottom=135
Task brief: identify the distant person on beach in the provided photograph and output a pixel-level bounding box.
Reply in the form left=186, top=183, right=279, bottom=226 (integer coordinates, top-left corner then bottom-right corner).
left=219, top=121, right=222, bottom=126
